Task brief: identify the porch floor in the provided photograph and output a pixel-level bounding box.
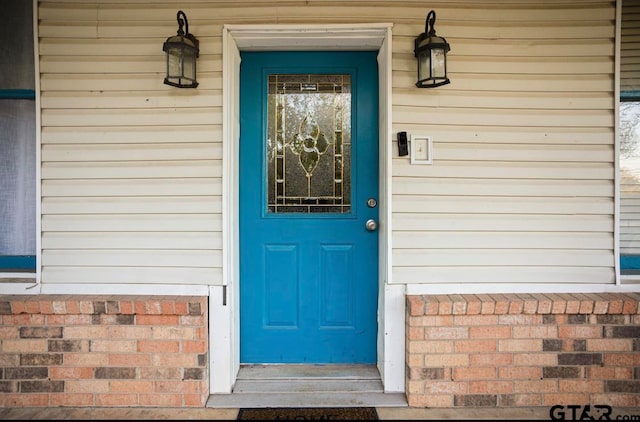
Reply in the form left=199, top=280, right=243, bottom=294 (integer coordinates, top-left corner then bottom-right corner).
left=206, top=364, right=408, bottom=408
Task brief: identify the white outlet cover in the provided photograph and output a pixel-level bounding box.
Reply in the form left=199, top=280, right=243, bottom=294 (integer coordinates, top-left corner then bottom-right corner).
left=410, top=134, right=432, bottom=165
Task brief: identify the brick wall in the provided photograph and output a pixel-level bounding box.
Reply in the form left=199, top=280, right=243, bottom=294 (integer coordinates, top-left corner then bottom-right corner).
left=406, top=293, right=640, bottom=408
left=0, top=295, right=208, bottom=407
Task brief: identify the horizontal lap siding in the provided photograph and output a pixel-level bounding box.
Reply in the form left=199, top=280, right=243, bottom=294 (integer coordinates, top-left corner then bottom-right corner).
left=390, top=1, right=616, bottom=284
left=38, top=1, right=616, bottom=286
left=38, top=2, right=225, bottom=284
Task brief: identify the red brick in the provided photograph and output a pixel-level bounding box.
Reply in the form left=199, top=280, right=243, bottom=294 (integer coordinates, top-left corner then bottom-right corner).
left=558, top=325, right=602, bottom=339
left=562, top=294, right=581, bottom=314
left=469, top=326, right=511, bottom=339
left=408, top=394, right=453, bottom=407
left=435, top=295, right=453, bottom=315
left=604, top=353, right=640, bottom=366
left=501, top=394, right=542, bottom=406
left=454, top=315, right=498, bottom=326
left=519, top=294, right=539, bottom=314
left=161, top=300, right=176, bottom=315
left=184, top=394, right=207, bottom=406
left=512, top=325, right=557, bottom=339
left=137, top=315, right=179, bottom=325
left=423, top=381, right=468, bottom=394
left=578, top=299, right=594, bottom=314
left=11, top=300, right=26, bottom=314
left=50, top=367, right=93, bottom=380
left=408, top=326, right=424, bottom=340
left=138, top=340, right=180, bottom=353
left=174, top=302, right=189, bottom=315
left=590, top=393, right=637, bottom=407
left=498, top=339, right=541, bottom=352
left=514, top=380, right=558, bottom=394
left=462, top=295, right=482, bottom=315
left=139, top=393, right=182, bottom=406
left=453, top=367, right=496, bottom=380
left=491, top=294, right=510, bottom=314
left=0, top=326, right=19, bottom=339
left=547, top=294, right=566, bottom=314
left=95, top=393, right=139, bottom=406
left=424, top=299, right=439, bottom=315
left=477, top=294, right=495, bottom=314
left=608, top=298, right=624, bottom=314
left=451, top=295, right=467, bottom=315
left=587, top=339, right=632, bottom=352
left=470, top=353, right=513, bottom=367
left=455, top=340, right=496, bottom=353
left=589, top=293, right=609, bottom=314
left=63, top=353, right=109, bottom=366
left=498, top=366, right=542, bottom=380
left=588, top=367, right=616, bottom=379
left=49, top=393, right=94, bottom=406
left=109, top=353, right=151, bottom=366
left=65, top=380, right=109, bottom=394
left=558, top=380, right=603, bottom=393
left=513, top=353, right=557, bottom=366
left=469, top=380, right=512, bottom=394
left=107, top=326, right=152, bottom=339
left=622, top=294, right=638, bottom=314
left=119, top=300, right=135, bottom=315
left=91, top=339, right=136, bottom=353
left=409, top=340, right=453, bottom=354
left=536, top=294, right=553, bottom=314
left=155, top=380, right=203, bottom=394
left=407, top=296, right=425, bottom=316
left=425, top=327, right=468, bottom=340
left=542, top=393, right=588, bottom=406
left=407, top=380, right=424, bottom=394
left=78, top=300, right=94, bottom=314
left=507, top=294, right=524, bottom=314
left=151, top=353, right=198, bottom=367
left=424, top=354, right=469, bottom=367
left=4, top=393, right=50, bottom=407
left=63, top=314, right=93, bottom=325
left=182, top=340, right=207, bottom=353
left=110, top=380, right=154, bottom=393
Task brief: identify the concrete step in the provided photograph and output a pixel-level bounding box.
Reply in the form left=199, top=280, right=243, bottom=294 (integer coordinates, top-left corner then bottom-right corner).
left=206, top=364, right=408, bottom=408
left=233, top=378, right=384, bottom=393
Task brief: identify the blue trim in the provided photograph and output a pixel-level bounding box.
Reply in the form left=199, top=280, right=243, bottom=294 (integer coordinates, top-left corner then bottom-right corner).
left=0, top=256, right=36, bottom=271
left=620, top=255, right=640, bottom=270
left=621, top=91, right=640, bottom=101
left=0, top=89, right=36, bottom=100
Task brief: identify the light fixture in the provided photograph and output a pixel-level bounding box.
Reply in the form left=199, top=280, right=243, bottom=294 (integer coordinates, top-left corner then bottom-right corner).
left=414, top=10, right=450, bottom=88
left=163, top=10, right=199, bottom=88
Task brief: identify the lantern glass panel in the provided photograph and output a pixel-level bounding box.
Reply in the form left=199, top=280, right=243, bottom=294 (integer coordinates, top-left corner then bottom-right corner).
left=431, top=48, right=446, bottom=78
left=183, top=51, right=196, bottom=81
left=167, top=48, right=182, bottom=79
left=418, top=51, right=430, bottom=81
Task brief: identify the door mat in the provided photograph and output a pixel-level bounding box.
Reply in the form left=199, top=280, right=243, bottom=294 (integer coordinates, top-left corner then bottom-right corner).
left=237, top=407, right=379, bottom=420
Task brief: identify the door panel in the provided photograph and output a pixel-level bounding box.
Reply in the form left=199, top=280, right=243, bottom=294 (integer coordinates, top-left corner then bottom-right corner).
left=239, top=51, right=378, bottom=363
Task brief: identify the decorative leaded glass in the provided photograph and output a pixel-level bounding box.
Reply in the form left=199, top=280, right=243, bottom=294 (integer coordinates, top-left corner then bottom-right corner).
left=267, top=74, right=351, bottom=213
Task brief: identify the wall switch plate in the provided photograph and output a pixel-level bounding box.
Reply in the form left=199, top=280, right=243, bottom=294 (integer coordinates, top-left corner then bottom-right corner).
left=410, top=135, right=432, bottom=164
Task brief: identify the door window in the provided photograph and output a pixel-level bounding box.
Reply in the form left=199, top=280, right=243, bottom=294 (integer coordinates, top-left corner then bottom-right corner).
left=267, top=74, right=351, bottom=214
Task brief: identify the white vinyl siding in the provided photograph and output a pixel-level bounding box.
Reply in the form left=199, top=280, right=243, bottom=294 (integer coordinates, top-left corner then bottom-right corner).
left=38, top=0, right=615, bottom=287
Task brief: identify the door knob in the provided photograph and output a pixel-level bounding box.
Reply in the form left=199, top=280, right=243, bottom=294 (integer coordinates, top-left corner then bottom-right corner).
left=365, top=219, right=377, bottom=232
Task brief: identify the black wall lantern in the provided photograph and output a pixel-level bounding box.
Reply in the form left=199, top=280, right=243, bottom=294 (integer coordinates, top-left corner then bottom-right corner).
left=163, top=10, right=199, bottom=88
left=414, top=10, right=450, bottom=88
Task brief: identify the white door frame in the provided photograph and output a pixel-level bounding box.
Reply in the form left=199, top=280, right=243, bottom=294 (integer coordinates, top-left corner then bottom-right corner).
left=210, top=23, right=405, bottom=395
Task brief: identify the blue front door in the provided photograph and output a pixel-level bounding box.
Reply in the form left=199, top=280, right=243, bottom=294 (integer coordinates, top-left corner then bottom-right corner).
left=239, top=51, right=378, bottom=364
